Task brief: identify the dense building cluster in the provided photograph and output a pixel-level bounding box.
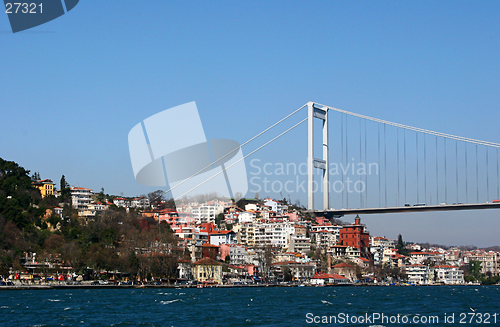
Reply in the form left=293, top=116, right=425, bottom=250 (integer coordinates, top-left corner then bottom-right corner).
left=1, top=159, right=498, bottom=286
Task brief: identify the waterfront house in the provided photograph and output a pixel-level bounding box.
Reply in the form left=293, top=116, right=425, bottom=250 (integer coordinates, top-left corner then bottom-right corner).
left=331, top=262, right=357, bottom=281
left=192, top=257, right=222, bottom=284
left=433, top=265, right=465, bottom=285
left=310, top=272, right=349, bottom=285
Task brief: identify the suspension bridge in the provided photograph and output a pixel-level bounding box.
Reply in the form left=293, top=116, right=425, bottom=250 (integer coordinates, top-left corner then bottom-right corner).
left=162, top=101, right=500, bottom=218
left=304, top=102, right=500, bottom=218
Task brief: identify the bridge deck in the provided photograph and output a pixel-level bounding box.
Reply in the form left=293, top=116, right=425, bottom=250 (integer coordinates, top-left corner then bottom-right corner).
left=315, top=202, right=500, bottom=217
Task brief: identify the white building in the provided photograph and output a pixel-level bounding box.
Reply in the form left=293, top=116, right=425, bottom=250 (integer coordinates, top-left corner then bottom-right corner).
left=406, top=264, right=431, bottom=285
left=191, top=201, right=225, bottom=224
left=70, top=187, right=93, bottom=210
left=239, top=211, right=257, bottom=223
left=229, top=245, right=248, bottom=265
left=467, top=252, right=500, bottom=276
left=209, top=230, right=236, bottom=246
left=371, top=236, right=395, bottom=248
left=371, top=236, right=396, bottom=264
left=263, top=199, right=283, bottom=214
left=245, top=203, right=260, bottom=211
left=310, top=230, right=338, bottom=248
left=408, top=251, right=442, bottom=265
left=131, top=196, right=150, bottom=209
left=289, top=235, right=311, bottom=253
left=254, top=222, right=295, bottom=248
left=113, top=197, right=131, bottom=208
left=434, top=265, right=464, bottom=284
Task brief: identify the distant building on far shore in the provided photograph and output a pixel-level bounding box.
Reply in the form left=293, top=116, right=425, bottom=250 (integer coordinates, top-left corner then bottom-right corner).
left=32, top=179, right=55, bottom=198
left=338, top=215, right=372, bottom=260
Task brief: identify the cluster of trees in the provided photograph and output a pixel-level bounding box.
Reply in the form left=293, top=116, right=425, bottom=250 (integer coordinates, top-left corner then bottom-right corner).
left=0, top=158, right=184, bottom=281
left=464, top=260, right=500, bottom=285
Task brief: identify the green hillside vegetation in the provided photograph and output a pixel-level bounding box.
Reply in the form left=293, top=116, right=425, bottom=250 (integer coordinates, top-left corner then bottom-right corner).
left=0, top=158, right=182, bottom=281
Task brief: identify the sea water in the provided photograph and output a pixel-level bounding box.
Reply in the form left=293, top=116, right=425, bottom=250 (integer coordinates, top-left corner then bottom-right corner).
left=0, top=286, right=499, bottom=326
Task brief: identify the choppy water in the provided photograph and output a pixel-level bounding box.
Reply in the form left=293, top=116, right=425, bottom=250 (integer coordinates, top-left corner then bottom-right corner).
left=0, top=286, right=499, bottom=326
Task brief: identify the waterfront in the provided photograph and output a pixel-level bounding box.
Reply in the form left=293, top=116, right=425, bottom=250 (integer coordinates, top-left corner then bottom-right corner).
left=1, top=286, right=499, bottom=326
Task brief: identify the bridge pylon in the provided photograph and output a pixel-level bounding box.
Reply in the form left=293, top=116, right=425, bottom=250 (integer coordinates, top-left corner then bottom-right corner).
left=308, top=102, right=329, bottom=211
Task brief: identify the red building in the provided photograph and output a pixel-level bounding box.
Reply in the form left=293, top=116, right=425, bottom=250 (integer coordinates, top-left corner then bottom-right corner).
left=202, top=243, right=219, bottom=260
left=338, top=215, right=372, bottom=260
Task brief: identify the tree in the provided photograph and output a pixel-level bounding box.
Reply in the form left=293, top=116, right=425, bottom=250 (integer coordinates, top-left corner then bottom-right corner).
left=283, top=267, right=293, bottom=282
left=99, top=227, right=119, bottom=246
left=0, top=256, right=10, bottom=279
left=43, top=234, right=64, bottom=253
left=0, top=158, right=37, bottom=228
left=234, top=192, right=243, bottom=202
left=60, top=175, right=68, bottom=191
left=127, top=251, right=140, bottom=276
left=396, top=234, right=409, bottom=256
left=96, top=187, right=106, bottom=203
left=469, top=260, right=482, bottom=280
left=31, top=171, right=40, bottom=181
left=215, top=213, right=225, bottom=227
left=148, top=190, right=165, bottom=206
left=60, top=175, right=71, bottom=203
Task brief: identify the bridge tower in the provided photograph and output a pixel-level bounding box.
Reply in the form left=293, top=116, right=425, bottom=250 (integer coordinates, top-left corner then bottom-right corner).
left=308, top=102, right=329, bottom=211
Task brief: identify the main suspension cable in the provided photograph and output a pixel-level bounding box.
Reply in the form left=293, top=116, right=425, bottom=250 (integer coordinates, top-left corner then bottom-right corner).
left=174, top=118, right=308, bottom=201
left=155, top=104, right=307, bottom=201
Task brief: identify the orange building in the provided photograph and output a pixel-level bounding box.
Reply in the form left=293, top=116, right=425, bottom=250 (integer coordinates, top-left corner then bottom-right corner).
left=32, top=179, right=55, bottom=198
left=338, top=215, right=372, bottom=260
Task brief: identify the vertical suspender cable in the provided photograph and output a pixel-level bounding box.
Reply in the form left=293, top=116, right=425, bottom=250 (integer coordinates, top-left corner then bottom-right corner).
left=359, top=119, right=362, bottom=208
left=497, top=148, right=499, bottom=200
left=365, top=119, right=368, bottom=208
left=476, top=144, right=479, bottom=203
left=456, top=140, right=459, bottom=204
left=416, top=132, right=419, bottom=204
left=436, top=136, right=439, bottom=204
left=465, top=143, right=468, bottom=204
left=404, top=129, right=407, bottom=205
left=424, top=134, right=427, bottom=205
left=384, top=124, right=387, bottom=207
left=341, top=113, right=344, bottom=209
left=397, top=128, right=400, bottom=206
left=346, top=115, right=349, bottom=209
left=378, top=124, right=381, bottom=208
left=486, top=146, right=489, bottom=202
left=444, top=137, right=448, bottom=203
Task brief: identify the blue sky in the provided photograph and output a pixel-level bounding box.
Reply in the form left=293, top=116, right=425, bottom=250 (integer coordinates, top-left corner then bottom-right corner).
left=1, top=1, right=499, bottom=246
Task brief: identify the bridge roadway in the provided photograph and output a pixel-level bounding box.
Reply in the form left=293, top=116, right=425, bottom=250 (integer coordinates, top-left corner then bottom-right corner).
left=315, top=202, right=500, bottom=218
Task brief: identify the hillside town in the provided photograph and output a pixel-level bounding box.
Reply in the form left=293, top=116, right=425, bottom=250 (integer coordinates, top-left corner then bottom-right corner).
left=1, top=167, right=498, bottom=287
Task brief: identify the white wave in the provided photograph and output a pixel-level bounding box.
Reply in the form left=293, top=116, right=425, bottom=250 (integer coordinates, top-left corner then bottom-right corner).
left=48, top=299, right=61, bottom=302
left=321, top=300, right=333, bottom=305
left=63, top=307, right=71, bottom=311
left=160, top=299, right=180, bottom=305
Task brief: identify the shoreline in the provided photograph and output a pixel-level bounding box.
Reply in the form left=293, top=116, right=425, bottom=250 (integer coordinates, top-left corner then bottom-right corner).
left=0, top=283, right=487, bottom=290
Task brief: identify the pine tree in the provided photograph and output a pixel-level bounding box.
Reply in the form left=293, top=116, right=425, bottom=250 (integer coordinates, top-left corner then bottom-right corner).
left=60, top=175, right=71, bottom=203
left=396, top=234, right=409, bottom=256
